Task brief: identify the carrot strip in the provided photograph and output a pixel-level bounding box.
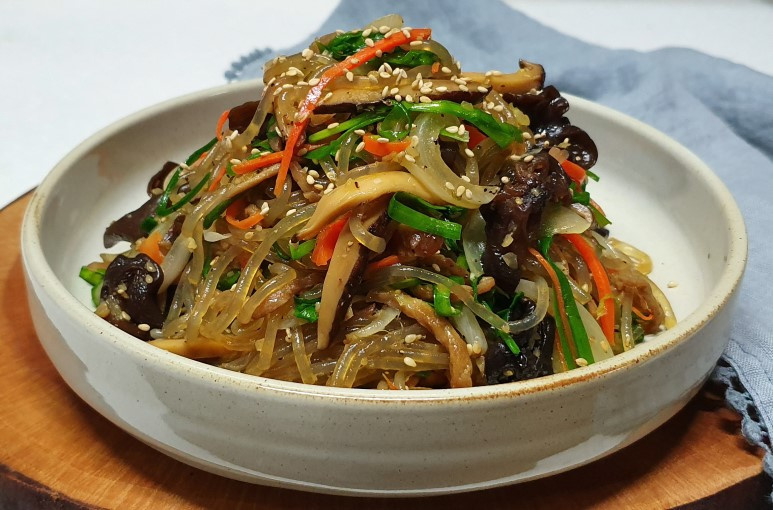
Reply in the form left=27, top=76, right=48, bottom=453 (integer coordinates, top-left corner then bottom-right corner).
left=563, top=233, right=616, bottom=347
left=275, top=28, right=432, bottom=191
left=215, top=109, right=231, bottom=141
left=528, top=247, right=575, bottom=358
left=560, top=160, right=587, bottom=186
left=632, top=306, right=654, bottom=321
left=225, top=198, right=264, bottom=229
left=232, top=152, right=284, bottom=175
left=138, top=231, right=164, bottom=265
left=310, top=212, right=351, bottom=266
left=208, top=164, right=227, bottom=192
left=362, top=135, right=411, bottom=157
left=365, top=254, right=401, bottom=275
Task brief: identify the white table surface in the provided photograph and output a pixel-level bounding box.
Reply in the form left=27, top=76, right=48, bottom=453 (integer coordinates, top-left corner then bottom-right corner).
left=2, top=0, right=772, bottom=210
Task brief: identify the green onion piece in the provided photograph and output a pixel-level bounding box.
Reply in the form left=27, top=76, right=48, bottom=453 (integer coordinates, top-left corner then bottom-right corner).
left=537, top=235, right=553, bottom=255
left=294, top=297, right=320, bottom=323
left=308, top=108, right=388, bottom=143
left=586, top=169, right=600, bottom=182
left=393, top=192, right=465, bottom=219
left=456, top=254, right=469, bottom=271
left=433, top=284, right=461, bottom=317
left=551, top=288, right=577, bottom=369
left=439, top=127, right=470, bottom=144
left=379, top=49, right=439, bottom=67
left=157, top=172, right=211, bottom=217
left=140, top=215, right=158, bottom=234
left=547, top=256, right=595, bottom=364
left=272, top=243, right=291, bottom=261
left=79, top=266, right=105, bottom=286
left=378, top=102, right=411, bottom=141
left=203, top=197, right=236, bottom=229
left=403, top=100, right=522, bottom=147
left=266, top=116, right=278, bottom=139
left=590, top=203, right=612, bottom=227
left=91, top=281, right=103, bottom=307
left=217, top=269, right=241, bottom=291
left=251, top=138, right=272, bottom=151
left=289, top=239, right=317, bottom=260
left=185, top=137, right=217, bottom=166
left=388, top=194, right=463, bottom=240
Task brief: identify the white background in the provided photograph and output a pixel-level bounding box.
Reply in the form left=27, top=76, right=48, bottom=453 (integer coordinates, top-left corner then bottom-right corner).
left=2, top=0, right=772, bottom=209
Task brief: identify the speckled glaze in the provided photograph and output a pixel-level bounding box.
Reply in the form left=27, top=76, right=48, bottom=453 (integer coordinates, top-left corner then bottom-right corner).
left=21, top=81, right=747, bottom=496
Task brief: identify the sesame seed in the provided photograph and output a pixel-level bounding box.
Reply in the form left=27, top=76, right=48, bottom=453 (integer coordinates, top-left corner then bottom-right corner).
left=377, top=137, right=390, bottom=143
left=461, top=175, right=471, bottom=182
left=281, top=83, right=293, bottom=89
left=409, top=40, right=423, bottom=47
left=308, top=78, right=320, bottom=86
left=301, top=48, right=314, bottom=59
left=445, top=126, right=459, bottom=134
left=137, top=323, right=150, bottom=332
left=145, top=262, right=156, bottom=272
left=345, top=71, right=354, bottom=82
left=404, top=154, right=416, bottom=163
left=402, top=28, right=411, bottom=38
left=441, top=66, right=452, bottom=74
left=515, top=197, right=524, bottom=205
left=493, top=105, right=504, bottom=112
left=523, top=155, right=534, bottom=163
left=432, top=263, right=441, bottom=272
left=327, top=122, right=340, bottom=129
left=121, top=311, right=131, bottom=322
left=403, top=356, right=417, bottom=368
left=668, top=281, right=679, bottom=288
left=306, top=175, right=315, bottom=185
left=445, top=181, right=454, bottom=190
left=477, top=86, right=488, bottom=93
left=508, top=154, right=522, bottom=161
left=576, top=357, right=589, bottom=367
left=347, top=240, right=354, bottom=247
left=522, top=132, right=533, bottom=140
left=350, top=58, right=360, bottom=64
left=285, top=208, right=297, bottom=217
left=456, top=185, right=465, bottom=197
left=459, top=84, right=469, bottom=92
left=362, top=28, right=372, bottom=37
left=145, top=275, right=153, bottom=284
left=575, top=156, right=582, bottom=161
left=187, top=238, right=197, bottom=251
left=392, top=67, right=402, bottom=76
left=465, top=189, right=473, bottom=199
left=501, top=233, right=514, bottom=247
left=390, top=87, right=400, bottom=95
left=501, top=176, right=510, bottom=183
left=382, top=85, right=390, bottom=96
left=364, top=38, right=375, bottom=47
left=466, top=344, right=474, bottom=355
left=394, top=94, right=402, bottom=101
left=435, top=86, right=448, bottom=93
left=405, top=95, right=413, bottom=103
left=405, top=334, right=419, bottom=344
left=375, top=49, right=383, bottom=57
left=464, top=148, right=475, bottom=158
left=313, top=183, right=324, bottom=190
left=323, top=92, right=333, bottom=101
left=308, top=169, right=320, bottom=178
left=355, top=141, right=365, bottom=153
left=419, top=95, right=432, bottom=103
left=458, top=125, right=466, bottom=135
left=379, top=71, right=391, bottom=79
left=323, top=187, right=334, bottom=195
left=472, top=344, right=482, bottom=355
left=244, top=231, right=254, bottom=240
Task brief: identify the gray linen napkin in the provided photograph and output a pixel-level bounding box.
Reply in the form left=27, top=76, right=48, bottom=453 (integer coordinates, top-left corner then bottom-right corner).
left=227, top=0, right=773, bottom=478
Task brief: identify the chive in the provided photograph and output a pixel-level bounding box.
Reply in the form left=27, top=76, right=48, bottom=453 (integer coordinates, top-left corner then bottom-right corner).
left=91, top=281, right=103, bottom=307
left=294, top=297, right=320, bottom=323
left=590, top=203, right=612, bottom=227
left=439, top=128, right=470, bottom=144
left=547, top=256, right=594, bottom=364
left=586, top=169, right=600, bottom=182
left=552, top=288, right=577, bottom=369
left=289, top=239, right=317, bottom=260
left=379, top=49, right=439, bottom=67
left=395, top=192, right=465, bottom=219
left=140, top=215, right=158, bottom=234
left=272, top=242, right=291, bottom=261
left=378, top=102, right=411, bottom=141
left=185, top=137, right=217, bottom=166
left=217, top=269, right=241, bottom=291
left=79, top=266, right=105, bottom=286
left=308, top=108, right=387, bottom=143
left=156, top=171, right=211, bottom=217
left=403, top=100, right=522, bottom=147
left=456, top=254, right=469, bottom=271
left=433, top=284, right=461, bottom=317
left=388, top=194, right=463, bottom=240
left=203, top=197, right=237, bottom=229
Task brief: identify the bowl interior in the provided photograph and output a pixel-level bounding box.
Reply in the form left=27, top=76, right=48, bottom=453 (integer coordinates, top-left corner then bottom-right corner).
left=37, top=82, right=732, bottom=358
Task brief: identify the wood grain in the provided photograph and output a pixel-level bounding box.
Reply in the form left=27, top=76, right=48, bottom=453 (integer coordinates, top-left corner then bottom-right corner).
left=0, top=194, right=765, bottom=509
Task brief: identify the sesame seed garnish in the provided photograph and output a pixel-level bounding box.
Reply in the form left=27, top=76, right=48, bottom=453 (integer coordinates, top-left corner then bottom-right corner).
left=459, top=84, right=469, bottom=92
left=392, top=67, right=402, bottom=76
left=435, top=86, right=448, bottom=93
left=390, top=87, right=400, bottom=95
left=501, top=176, right=510, bottom=183
left=523, top=155, right=534, bottom=163
left=306, top=175, right=315, bottom=185
left=466, top=344, right=474, bottom=355
left=419, top=95, right=432, bottom=103
left=121, top=311, right=131, bottom=322
left=522, top=132, right=533, bottom=140
left=355, top=141, right=365, bottom=153
left=472, top=344, right=482, bottom=355
left=362, top=28, right=372, bottom=37
left=301, top=48, right=314, bottom=59
left=395, top=94, right=402, bottom=101
left=379, top=71, right=391, bottom=79
left=445, top=125, right=459, bottom=134
left=308, top=169, right=320, bottom=178
left=146, top=262, right=156, bottom=272
left=375, top=49, right=383, bottom=57
left=377, top=137, right=390, bottom=143
left=456, top=185, right=465, bottom=197
left=405, top=334, right=419, bottom=344
left=409, top=40, right=423, bottom=47
left=458, top=125, right=466, bottom=135
left=445, top=181, right=454, bottom=190
left=465, top=189, right=473, bottom=199
left=347, top=240, right=354, bottom=247
left=668, top=281, right=679, bottom=288
left=308, top=77, right=320, bottom=86
left=344, top=71, right=354, bottom=82
left=382, top=85, right=390, bottom=97
left=350, top=58, right=360, bottom=64
left=461, top=175, right=471, bottom=182
left=244, top=231, right=254, bottom=240
left=281, top=83, right=294, bottom=89
left=323, top=92, right=333, bottom=101
left=187, top=238, right=197, bottom=251
left=404, top=154, right=416, bottom=163
left=364, top=38, right=375, bottom=47
left=229, top=158, right=241, bottom=165
left=405, top=95, right=414, bottom=103
left=137, top=323, right=150, bottom=332
left=145, top=275, right=154, bottom=284
left=402, top=28, right=411, bottom=38
left=327, top=122, right=340, bottom=130
left=441, top=66, right=452, bottom=74
left=464, top=148, right=475, bottom=158
left=403, top=356, right=417, bottom=368
left=477, top=86, right=488, bottom=93
left=493, top=105, right=504, bottom=112
left=285, top=208, right=297, bottom=217
left=313, top=183, right=324, bottom=190
left=576, top=357, right=589, bottom=367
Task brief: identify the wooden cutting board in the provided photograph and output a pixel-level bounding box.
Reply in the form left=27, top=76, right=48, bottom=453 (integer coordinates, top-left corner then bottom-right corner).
left=0, top=194, right=766, bottom=509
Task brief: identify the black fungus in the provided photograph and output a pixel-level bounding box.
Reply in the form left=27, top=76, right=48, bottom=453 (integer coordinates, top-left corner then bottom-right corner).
left=103, top=161, right=178, bottom=248
left=480, top=153, right=570, bottom=293
left=101, top=254, right=165, bottom=339
left=227, top=101, right=260, bottom=134
left=484, top=299, right=555, bottom=384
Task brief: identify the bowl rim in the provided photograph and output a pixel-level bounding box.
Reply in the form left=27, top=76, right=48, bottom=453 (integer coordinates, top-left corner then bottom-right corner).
left=21, top=79, right=748, bottom=404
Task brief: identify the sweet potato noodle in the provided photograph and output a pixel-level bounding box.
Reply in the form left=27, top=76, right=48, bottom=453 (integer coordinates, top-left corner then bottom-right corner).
left=82, top=14, right=675, bottom=389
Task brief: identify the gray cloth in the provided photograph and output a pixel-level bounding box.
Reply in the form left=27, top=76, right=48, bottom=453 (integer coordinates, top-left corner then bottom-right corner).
left=227, top=0, right=773, bottom=477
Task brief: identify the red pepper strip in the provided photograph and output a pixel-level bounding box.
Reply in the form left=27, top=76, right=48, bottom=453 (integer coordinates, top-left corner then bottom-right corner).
left=563, top=233, right=616, bottom=348
left=362, top=135, right=412, bottom=157
left=215, top=109, right=231, bottom=141
left=560, top=160, right=587, bottom=186
left=364, top=254, right=401, bottom=276
left=275, top=28, right=433, bottom=191
left=310, top=212, right=352, bottom=266
left=231, top=152, right=284, bottom=175
left=225, top=198, right=264, bottom=229
left=466, top=125, right=487, bottom=149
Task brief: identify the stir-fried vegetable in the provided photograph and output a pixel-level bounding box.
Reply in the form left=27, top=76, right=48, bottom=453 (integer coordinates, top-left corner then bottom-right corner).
left=388, top=193, right=463, bottom=240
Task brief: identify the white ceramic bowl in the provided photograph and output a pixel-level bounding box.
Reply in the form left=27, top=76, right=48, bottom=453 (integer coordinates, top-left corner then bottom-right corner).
left=21, top=80, right=746, bottom=496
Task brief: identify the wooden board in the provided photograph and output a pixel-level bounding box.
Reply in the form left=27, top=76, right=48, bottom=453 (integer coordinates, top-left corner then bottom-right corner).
left=0, top=194, right=766, bottom=509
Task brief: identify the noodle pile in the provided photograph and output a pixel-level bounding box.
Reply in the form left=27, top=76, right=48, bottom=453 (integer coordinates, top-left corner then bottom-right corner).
left=81, top=15, right=675, bottom=389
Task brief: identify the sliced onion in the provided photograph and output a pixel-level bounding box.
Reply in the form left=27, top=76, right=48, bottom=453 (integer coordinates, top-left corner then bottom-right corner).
left=609, top=238, right=653, bottom=274
left=539, top=203, right=591, bottom=238
left=575, top=299, right=614, bottom=361
left=620, top=293, right=635, bottom=351
left=462, top=211, right=486, bottom=280
left=451, top=307, right=488, bottom=354
left=346, top=306, right=400, bottom=340
left=349, top=213, right=387, bottom=253
left=507, top=276, right=549, bottom=334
